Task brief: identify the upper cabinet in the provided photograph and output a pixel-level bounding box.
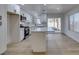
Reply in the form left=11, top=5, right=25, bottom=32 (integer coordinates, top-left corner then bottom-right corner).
left=7, top=4, right=20, bottom=15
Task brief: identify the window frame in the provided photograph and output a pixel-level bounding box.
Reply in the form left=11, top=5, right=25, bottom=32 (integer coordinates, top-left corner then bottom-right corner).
left=69, top=12, right=79, bottom=32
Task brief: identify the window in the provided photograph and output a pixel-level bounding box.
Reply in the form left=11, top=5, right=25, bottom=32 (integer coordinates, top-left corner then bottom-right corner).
left=48, top=18, right=54, bottom=27
left=48, top=17, right=61, bottom=31
left=74, top=13, right=79, bottom=32
left=69, top=15, right=74, bottom=31
left=69, top=12, right=79, bottom=32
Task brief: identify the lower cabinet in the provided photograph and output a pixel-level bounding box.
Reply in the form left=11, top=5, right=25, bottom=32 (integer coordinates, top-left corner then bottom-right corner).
left=20, top=28, right=24, bottom=41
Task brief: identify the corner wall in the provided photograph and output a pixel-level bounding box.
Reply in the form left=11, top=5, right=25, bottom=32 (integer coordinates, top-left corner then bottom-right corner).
left=0, top=5, right=7, bottom=54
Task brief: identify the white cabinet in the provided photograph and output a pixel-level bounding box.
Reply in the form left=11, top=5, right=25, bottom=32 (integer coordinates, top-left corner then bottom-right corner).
left=30, top=32, right=46, bottom=53
left=20, top=28, right=24, bottom=41
left=7, top=4, right=20, bottom=15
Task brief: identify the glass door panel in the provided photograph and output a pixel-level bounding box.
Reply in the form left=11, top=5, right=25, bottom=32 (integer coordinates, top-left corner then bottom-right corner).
left=47, top=17, right=61, bottom=32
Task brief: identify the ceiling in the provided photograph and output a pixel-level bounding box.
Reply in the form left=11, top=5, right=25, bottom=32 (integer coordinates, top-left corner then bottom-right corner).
left=20, top=4, right=78, bottom=18
left=46, top=4, right=78, bottom=14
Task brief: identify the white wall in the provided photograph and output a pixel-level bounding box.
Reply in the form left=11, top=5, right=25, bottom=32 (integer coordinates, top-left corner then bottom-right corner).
left=63, top=6, right=79, bottom=42
left=0, top=5, right=7, bottom=54
left=7, top=14, right=11, bottom=44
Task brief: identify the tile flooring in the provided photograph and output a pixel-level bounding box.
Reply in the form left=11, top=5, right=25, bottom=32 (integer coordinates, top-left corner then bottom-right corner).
left=5, top=38, right=32, bottom=55
left=47, top=33, right=79, bottom=55
left=5, top=32, right=79, bottom=55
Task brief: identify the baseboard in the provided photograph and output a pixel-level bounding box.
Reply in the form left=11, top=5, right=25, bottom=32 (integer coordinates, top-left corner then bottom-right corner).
left=62, top=32, right=79, bottom=43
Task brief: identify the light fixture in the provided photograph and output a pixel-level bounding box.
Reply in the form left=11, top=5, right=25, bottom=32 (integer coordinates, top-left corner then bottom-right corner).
left=56, top=8, right=60, bottom=10
left=44, top=4, right=47, bottom=6
left=21, top=4, right=24, bottom=5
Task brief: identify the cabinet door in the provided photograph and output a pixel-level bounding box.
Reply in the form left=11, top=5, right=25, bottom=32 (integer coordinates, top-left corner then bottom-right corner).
left=20, top=28, right=24, bottom=41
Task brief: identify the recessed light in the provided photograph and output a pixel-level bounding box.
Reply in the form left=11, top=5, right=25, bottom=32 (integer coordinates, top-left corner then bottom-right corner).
left=44, top=4, right=46, bottom=6
left=56, top=8, right=60, bottom=10
left=21, top=4, right=24, bottom=5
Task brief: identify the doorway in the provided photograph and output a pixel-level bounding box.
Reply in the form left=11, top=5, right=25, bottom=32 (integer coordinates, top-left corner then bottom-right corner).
left=47, top=17, right=61, bottom=32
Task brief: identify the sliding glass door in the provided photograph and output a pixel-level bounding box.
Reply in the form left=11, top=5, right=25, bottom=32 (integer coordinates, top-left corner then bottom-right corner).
left=69, top=12, right=79, bottom=32
left=47, top=17, right=61, bottom=32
